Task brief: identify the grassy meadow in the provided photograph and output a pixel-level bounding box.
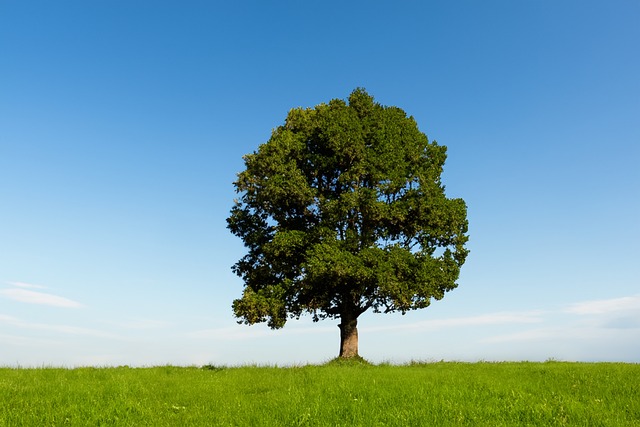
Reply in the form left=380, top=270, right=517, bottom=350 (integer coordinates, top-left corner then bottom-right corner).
left=1, top=361, right=638, bottom=426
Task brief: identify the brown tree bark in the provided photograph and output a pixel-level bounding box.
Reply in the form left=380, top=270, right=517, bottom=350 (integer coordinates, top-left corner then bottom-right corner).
left=338, top=313, right=359, bottom=358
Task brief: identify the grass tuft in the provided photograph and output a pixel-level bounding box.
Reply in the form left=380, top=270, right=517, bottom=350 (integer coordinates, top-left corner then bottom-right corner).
left=323, top=355, right=372, bottom=366
left=200, top=364, right=226, bottom=372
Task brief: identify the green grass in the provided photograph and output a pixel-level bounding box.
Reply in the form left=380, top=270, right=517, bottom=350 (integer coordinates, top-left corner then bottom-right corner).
left=1, top=362, right=639, bottom=426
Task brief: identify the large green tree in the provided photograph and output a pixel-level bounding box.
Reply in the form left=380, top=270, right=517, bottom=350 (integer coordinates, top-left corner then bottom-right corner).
left=227, top=89, right=469, bottom=358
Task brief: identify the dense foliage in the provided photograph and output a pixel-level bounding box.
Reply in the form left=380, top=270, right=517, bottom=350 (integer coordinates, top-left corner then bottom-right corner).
left=228, top=89, right=469, bottom=356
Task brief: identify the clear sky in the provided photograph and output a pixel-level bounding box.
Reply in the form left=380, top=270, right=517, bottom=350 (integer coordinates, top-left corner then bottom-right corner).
left=1, top=1, right=639, bottom=367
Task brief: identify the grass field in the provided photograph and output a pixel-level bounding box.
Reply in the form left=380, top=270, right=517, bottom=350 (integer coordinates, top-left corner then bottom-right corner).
left=1, top=361, right=638, bottom=426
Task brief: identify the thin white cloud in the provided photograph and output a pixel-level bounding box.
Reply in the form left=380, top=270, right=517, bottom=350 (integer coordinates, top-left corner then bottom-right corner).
left=0, top=314, right=19, bottom=323
left=565, top=295, right=640, bottom=315
left=0, top=314, right=118, bottom=338
left=189, top=311, right=544, bottom=341
left=0, top=332, right=43, bottom=346
left=480, top=294, right=640, bottom=347
left=420, top=312, right=544, bottom=328
left=189, top=295, right=640, bottom=347
left=482, top=324, right=640, bottom=345
left=363, top=311, right=544, bottom=333
left=0, top=288, right=83, bottom=308
left=6, top=281, right=47, bottom=290
left=481, top=327, right=570, bottom=344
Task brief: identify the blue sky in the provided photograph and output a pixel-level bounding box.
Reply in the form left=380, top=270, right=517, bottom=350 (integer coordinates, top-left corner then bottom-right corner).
left=1, top=1, right=639, bottom=366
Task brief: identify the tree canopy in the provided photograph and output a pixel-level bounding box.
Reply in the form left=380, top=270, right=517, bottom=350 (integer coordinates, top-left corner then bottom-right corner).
left=227, top=88, right=469, bottom=358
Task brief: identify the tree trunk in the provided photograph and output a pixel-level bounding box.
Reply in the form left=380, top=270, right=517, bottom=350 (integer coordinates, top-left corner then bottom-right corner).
left=338, top=313, right=359, bottom=358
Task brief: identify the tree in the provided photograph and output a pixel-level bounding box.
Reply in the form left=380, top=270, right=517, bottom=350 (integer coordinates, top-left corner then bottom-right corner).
left=227, top=89, right=469, bottom=359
